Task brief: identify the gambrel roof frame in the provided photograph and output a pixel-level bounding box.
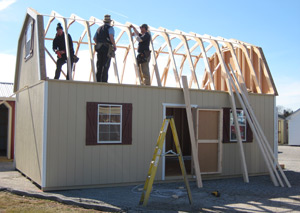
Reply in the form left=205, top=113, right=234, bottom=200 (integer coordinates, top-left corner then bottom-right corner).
left=15, top=8, right=278, bottom=96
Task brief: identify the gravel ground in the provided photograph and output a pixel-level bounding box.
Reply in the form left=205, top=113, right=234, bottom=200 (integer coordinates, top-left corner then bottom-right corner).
left=0, top=145, right=299, bottom=212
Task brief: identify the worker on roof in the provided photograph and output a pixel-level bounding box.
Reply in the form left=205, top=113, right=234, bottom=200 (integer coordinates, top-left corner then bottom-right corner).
left=52, top=23, right=76, bottom=80
left=93, top=14, right=117, bottom=83
left=130, top=24, right=151, bottom=85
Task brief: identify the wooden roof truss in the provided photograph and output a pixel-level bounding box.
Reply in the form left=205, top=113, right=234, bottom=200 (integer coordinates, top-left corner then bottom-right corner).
left=38, top=8, right=277, bottom=95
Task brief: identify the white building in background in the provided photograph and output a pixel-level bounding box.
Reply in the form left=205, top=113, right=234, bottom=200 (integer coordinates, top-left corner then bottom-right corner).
left=286, top=108, right=300, bottom=146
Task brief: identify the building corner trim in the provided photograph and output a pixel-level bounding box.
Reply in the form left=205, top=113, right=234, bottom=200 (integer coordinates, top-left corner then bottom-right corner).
left=41, top=81, right=48, bottom=187
left=274, top=97, right=278, bottom=163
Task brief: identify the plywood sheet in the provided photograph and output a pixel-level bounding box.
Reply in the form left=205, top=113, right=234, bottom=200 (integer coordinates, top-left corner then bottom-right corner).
left=197, top=143, right=218, bottom=172
left=197, top=110, right=219, bottom=140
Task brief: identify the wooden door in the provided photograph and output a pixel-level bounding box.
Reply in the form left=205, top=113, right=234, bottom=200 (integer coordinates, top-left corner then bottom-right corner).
left=196, top=109, right=223, bottom=174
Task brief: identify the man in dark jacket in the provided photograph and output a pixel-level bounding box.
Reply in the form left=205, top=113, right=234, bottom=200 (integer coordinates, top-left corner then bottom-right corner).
left=53, top=23, right=74, bottom=80
left=93, top=14, right=117, bottom=82
left=130, top=24, right=151, bottom=85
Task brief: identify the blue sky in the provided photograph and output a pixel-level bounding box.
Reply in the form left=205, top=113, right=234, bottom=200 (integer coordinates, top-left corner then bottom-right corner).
left=0, top=0, right=299, bottom=110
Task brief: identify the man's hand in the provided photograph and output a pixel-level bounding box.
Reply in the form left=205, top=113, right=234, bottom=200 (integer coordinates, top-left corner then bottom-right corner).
left=56, top=50, right=62, bottom=58
left=55, top=50, right=65, bottom=58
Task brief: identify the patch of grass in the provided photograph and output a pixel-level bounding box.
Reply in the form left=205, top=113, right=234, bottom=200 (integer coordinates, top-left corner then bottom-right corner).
left=0, top=191, right=103, bottom=212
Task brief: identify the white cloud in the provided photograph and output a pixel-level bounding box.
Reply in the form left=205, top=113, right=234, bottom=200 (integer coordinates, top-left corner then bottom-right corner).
left=103, top=8, right=129, bottom=19
left=0, top=0, right=16, bottom=11
left=0, top=53, right=15, bottom=83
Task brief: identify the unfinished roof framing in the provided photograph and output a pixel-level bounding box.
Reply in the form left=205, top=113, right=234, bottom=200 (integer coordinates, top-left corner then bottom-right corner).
left=19, top=8, right=277, bottom=95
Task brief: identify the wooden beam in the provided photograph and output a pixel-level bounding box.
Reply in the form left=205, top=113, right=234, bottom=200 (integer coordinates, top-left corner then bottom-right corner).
left=71, top=28, right=87, bottom=79
left=115, top=30, right=125, bottom=44
left=229, top=70, right=289, bottom=187
left=194, top=37, right=215, bottom=90
left=149, top=31, right=162, bottom=87
left=44, top=47, right=56, bottom=64
left=228, top=63, right=249, bottom=100
left=45, top=47, right=67, bottom=78
left=210, top=40, right=249, bottom=183
left=182, top=76, right=203, bottom=188
left=250, top=46, right=254, bottom=91
left=111, top=57, right=120, bottom=84
left=179, top=55, right=187, bottom=77
left=258, top=58, right=262, bottom=88
left=159, top=27, right=181, bottom=88
left=189, top=35, right=214, bottom=88
left=67, top=14, right=77, bottom=29
left=201, top=69, right=207, bottom=89
left=61, top=18, right=73, bottom=80
left=252, top=47, right=277, bottom=95
left=224, top=42, right=249, bottom=99
left=120, top=46, right=130, bottom=83
left=84, top=20, right=97, bottom=82
left=125, top=22, right=141, bottom=85
left=238, top=44, right=262, bottom=93
left=161, top=56, right=171, bottom=86
left=190, top=43, right=199, bottom=53
left=44, top=11, right=55, bottom=36
left=203, top=63, right=220, bottom=90
left=177, top=33, right=200, bottom=89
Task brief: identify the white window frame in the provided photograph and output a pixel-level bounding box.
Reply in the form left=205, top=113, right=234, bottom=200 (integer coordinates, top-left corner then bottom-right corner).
left=97, top=104, right=122, bottom=144
left=25, top=19, right=34, bottom=61
left=230, top=109, right=247, bottom=142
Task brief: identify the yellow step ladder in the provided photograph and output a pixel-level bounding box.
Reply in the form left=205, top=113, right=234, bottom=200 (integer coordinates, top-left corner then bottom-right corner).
left=139, top=116, right=193, bottom=206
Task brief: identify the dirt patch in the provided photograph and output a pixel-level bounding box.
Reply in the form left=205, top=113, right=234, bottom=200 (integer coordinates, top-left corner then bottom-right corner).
left=0, top=191, right=104, bottom=212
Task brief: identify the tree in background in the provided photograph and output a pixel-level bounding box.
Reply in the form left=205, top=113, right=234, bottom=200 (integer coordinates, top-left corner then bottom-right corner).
left=277, top=105, right=293, bottom=117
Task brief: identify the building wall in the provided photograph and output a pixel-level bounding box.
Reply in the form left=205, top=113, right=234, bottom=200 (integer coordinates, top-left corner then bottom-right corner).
left=14, top=82, right=45, bottom=185
left=14, top=12, right=47, bottom=185
left=44, top=80, right=275, bottom=190
left=221, top=93, right=274, bottom=176
left=288, top=111, right=300, bottom=146
left=14, top=14, right=45, bottom=93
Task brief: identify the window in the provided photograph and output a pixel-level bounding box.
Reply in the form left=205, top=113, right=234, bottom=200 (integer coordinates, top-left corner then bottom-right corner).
left=223, top=108, right=253, bottom=143
left=86, top=102, right=132, bottom=145
left=98, top=104, right=122, bottom=143
left=25, top=19, right=34, bottom=61
left=230, top=109, right=246, bottom=141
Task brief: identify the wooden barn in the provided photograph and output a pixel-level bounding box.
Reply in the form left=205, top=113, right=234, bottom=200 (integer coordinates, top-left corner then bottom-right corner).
left=13, top=8, right=286, bottom=191
left=278, top=114, right=288, bottom=145
left=0, top=82, right=15, bottom=160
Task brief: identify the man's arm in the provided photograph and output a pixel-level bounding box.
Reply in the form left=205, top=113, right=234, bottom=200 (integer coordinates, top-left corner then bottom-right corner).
left=130, top=25, right=139, bottom=36
left=93, top=30, right=98, bottom=43
left=52, top=38, right=58, bottom=52
left=108, top=27, right=117, bottom=51
left=130, top=25, right=143, bottom=42
left=68, top=34, right=74, bottom=54
left=109, top=34, right=117, bottom=51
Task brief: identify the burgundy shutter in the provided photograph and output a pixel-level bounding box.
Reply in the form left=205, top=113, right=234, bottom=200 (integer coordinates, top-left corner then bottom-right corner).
left=223, top=107, right=230, bottom=143
left=246, top=120, right=253, bottom=142
left=86, top=102, right=98, bottom=145
left=122, top=103, right=132, bottom=145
